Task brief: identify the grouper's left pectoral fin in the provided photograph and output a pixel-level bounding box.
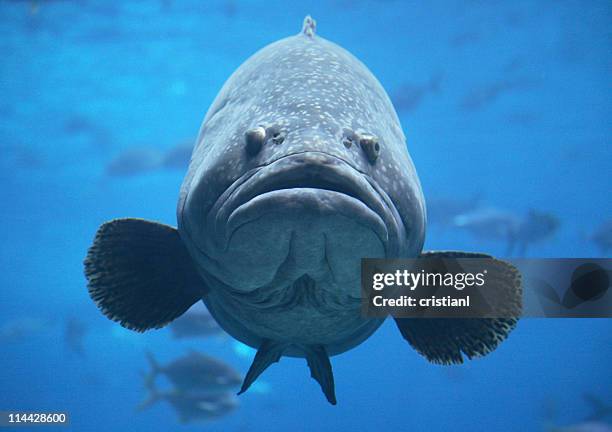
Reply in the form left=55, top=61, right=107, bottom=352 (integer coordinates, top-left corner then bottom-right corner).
left=84, top=218, right=206, bottom=332
left=394, top=250, right=522, bottom=365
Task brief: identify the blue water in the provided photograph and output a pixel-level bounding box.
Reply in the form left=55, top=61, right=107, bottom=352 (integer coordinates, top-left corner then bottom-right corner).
left=1, top=1, right=610, bottom=431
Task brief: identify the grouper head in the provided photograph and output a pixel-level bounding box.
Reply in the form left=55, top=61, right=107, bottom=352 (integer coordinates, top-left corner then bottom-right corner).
left=178, top=18, right=426, bottom=298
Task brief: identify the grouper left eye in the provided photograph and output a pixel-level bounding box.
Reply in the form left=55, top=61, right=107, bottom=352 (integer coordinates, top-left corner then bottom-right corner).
left=359, top=133, right=380, bottom=164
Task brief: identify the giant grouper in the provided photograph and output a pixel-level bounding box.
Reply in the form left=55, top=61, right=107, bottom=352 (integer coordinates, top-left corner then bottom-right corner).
left=84, top=16, right=522, bottom=405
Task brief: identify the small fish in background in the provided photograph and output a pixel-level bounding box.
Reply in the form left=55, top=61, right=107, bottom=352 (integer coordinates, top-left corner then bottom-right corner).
left=139, top=374, right=239, bottom=424
left=105, top=148, right=164, bottom=177
left=543, top=394, right=612, bottom=432
left=459, top=77, right=538, bottom=111
left=583, top=394, right=612, bottom=422
left=104, top=143, right=194, bottom=177
left=161, top=141, right=193, bottom=171
left=391, top=73, right=443, bottom=113
left=453, top=207, right=521, bottom=252
left=0, top=144, right=44, bottom=170
left=169, top=303, right=225, bottom=339
left=61, top=114, right=112, bottom=150
left=145, top=351, right=242, bottom=394
left=454, top=208, right=559, bottom=256
left=0, top=317, right=49, bottom=343
left=514, top=210, right=559, bottom=256
left=221, top=0, right=237, bottom=19
left=589, top=220, right=612, bottom=255
left=427, top=194, right=481, bottom=228
left=64, top=317, right=87, bottom=357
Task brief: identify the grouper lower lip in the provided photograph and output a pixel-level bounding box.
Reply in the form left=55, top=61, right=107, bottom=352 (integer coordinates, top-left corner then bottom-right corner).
left=208, top=151, right=402, bottom=255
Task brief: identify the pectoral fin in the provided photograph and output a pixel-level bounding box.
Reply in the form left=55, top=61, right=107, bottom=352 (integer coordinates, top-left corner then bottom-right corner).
left=84, top=218, right=206, bottom=332
left=394, top=250, right=521, bottom=364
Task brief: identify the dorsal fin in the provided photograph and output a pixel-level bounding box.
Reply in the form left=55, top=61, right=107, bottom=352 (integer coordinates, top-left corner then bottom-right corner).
left=301, top=15, right=316, bottom=38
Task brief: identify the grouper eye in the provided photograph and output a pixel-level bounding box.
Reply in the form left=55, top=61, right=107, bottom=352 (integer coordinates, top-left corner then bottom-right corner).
left=359, top=133, right=380, bottom=164
left=245, top=126, right=266, bottom=156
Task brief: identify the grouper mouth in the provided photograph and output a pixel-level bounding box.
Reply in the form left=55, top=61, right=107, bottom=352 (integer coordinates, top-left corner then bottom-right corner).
left=207, top=151, right=404, bottom=258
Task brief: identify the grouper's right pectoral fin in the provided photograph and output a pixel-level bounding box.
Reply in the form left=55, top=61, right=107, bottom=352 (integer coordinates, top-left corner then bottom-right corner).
left=394, top=251, right=522, bottom=365
left=84, top=218, right=206, bottom=332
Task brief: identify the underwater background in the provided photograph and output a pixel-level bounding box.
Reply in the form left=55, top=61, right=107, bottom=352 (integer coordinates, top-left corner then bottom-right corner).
left=0, top=0, right=610, bottom=431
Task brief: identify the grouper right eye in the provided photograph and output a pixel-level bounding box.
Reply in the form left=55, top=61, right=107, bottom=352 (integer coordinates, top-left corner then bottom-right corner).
left=245, top=126, right=266, bottom=156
